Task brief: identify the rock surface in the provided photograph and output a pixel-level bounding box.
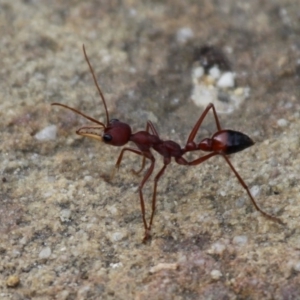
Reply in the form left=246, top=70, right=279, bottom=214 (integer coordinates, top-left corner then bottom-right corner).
left=0, top=1, right=300, bottom=299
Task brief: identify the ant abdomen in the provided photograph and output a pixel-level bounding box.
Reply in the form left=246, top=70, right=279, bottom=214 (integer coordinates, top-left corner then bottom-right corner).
left=198, top=130, right=254, bottom=155
left=215, top=130, right=254, bottom=155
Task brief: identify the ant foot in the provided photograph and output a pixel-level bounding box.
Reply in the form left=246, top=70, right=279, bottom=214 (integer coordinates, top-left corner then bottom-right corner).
left=270, top=215, right=285, bottom=226
left=258, top=209, right=285, bottom=226
left=142, top=229, right=152, bottom=244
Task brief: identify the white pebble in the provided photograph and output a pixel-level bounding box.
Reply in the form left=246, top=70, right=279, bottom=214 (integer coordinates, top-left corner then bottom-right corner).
left=176, top=27, right=194, bottom=43
left=56, top=290, right=69, bottom=300
left=210, top=269, right=222, bottom=280
left=207, top=242, right=226, bottom=255
left=191, top=84, right=218, bottom=107
left=209, top=66, right=221, bottom=80
left=35, top=125, right=57, bottom=141
left=219, top=190, right=227, bottom=197
left=217, top=72, right=235, bottom=88
left=106, top=205, right=118, bottom=215
left=293, top=261, right=300, bottom=272
left=111, top=231, right=125, bottom=242
left=233, top=235, right=248, bottom=246
left=150, top=263, right=178, bottom=274
left=84, top=175, right=93, bottom=182
left=19, top=237, right=28, bottom=245
left=60, top=209, right=71, bottom=222
left=250, top=185, right=260, bottom=198
left=193, top=66, right=204, bottom=80
left=110, top=262, right=123, bottom=269
left=277, top=118, right=288, bottom=127
left=39, top=246, right=51, bottom=259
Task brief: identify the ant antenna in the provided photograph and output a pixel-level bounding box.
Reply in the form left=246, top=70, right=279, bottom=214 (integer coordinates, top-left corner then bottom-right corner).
left=82, top=44, right=110, bottom=126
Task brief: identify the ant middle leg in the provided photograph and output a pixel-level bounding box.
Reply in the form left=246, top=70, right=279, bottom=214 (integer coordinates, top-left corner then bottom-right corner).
left=113, top=147, right=156, bottom=240
left=138, top=153, right=156, bottom=243
left=147, top=159, right=171, bottom=236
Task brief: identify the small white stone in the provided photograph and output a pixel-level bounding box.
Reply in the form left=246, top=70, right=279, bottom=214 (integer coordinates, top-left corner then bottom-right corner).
left=39, top=246, right=51, bottom=259
left=193, top=66, right=204, bottom=80
left=277, top=118, right=288, bottom=127
left=191, top=84, right=218, bottom=107
left=293, top=261, right=300, bottom=272
left=56, top=290, right=69, bottom=300
left=209, top=66, right=221, bottom=80
left=250, top=185, right=260, bottom=198
left=60, top=209, right=71, bottom=222
left=150, top=263, right=178, bottom=274
left=106, top=205, right=118, bottom=215
left=171, top=98, right=179, bottom=105
left=176, top=27, right=194, bottom=43
left=219, top=190, right=227, bottom=197
left=207, top=242, right=226, bottom=255
left=233, top=235, right=248, bottom=246
left=217, top=72, right=235, bottom=88
left=35, top=125, right=57, bottom=141
left=111, top=231, right=125, bottom=242
left=84, top=175, right=93, bottom=182
left=211, top=269, right=222, bottom=280
left=19, top=236, right=27, bottom=245
left=110, top=262, right=123, bottom=269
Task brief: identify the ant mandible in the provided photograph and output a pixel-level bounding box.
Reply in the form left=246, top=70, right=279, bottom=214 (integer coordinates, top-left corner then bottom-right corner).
left=52, top=45, right=284, bottom=243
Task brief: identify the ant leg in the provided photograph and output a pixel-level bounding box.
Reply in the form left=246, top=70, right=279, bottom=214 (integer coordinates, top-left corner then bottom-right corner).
left=138, top=153, right=156, bottom=243
left=148, top=159, right=170, bottom=235
left=111, top=147, right=145, bottom=180
left=131, top=156, right=146, bottom=175
left=113, top=147, right=156, bottom=239
left=220, top=154, right=284, bottom=225
left=147, top=120, right=159, bottom=136
left=187, top=152, right=284, bottom=225
left=187, top=152, right=220, bottom=166
left=131, top=121, right=159, bottom=175
left=147, top=154, right=200, bottom=238
left=186, top=103, right=222, bottom=147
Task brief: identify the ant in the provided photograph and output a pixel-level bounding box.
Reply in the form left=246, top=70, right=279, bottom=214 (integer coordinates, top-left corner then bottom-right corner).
left=52, top=45, right=284, bottom=243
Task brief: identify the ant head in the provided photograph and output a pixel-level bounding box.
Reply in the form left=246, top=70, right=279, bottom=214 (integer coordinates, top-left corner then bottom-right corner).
left=76, top=118, right=131, bottom=146
left=52, top=45, right=132, bottom=147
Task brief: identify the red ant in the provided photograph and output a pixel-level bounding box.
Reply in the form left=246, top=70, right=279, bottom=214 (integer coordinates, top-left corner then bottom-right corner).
left=52, top=45, right=284, bottom=243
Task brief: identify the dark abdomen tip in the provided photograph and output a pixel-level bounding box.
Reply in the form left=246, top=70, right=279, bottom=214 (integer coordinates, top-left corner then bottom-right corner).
left=224, top=130, right=254, bottom=154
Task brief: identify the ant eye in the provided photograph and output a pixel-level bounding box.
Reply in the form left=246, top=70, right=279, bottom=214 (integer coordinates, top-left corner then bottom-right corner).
left=110, top=118, right=119, bottom=123
left=103, top=134, right=112, bottom=142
